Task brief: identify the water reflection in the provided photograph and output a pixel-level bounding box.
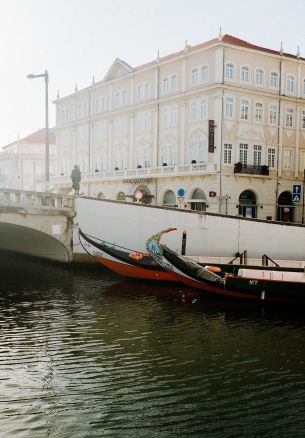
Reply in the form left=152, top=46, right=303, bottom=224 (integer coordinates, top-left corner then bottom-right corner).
left=0, top=252, right=305, bottom=437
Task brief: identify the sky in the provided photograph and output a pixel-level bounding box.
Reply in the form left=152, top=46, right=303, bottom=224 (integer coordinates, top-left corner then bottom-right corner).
left=0, top=0, right=305, bottom=148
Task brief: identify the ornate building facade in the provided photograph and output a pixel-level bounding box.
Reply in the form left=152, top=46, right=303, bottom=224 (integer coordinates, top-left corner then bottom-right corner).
left=53, top=33, right=305, bottom=222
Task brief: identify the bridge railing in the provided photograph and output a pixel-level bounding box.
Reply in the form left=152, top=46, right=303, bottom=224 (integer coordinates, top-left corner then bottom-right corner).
left=0, top=189, right=75, bottom=212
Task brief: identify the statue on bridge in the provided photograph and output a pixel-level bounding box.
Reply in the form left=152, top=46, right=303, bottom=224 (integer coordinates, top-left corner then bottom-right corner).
left=71, top=165, right=81, bottom=195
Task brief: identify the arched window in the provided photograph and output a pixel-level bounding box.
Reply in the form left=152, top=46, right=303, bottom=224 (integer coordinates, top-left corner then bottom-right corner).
left=287, top=75, right=295, bottom=93
left=225, top=63, right=234, bottom=80
left=163, top=190, right=176, bottom=206
left=163, top=77, right=169, bottom=93
left=270, top=72, right=278, bottom=88
left=255, top=69, right=264, bottom=86
left=192, top=68, right=198, bottom=85
left=171, top=74, right=177, bottom=91
left=201, top=65, right=209, bottom=82
left=241, top=66, right=249, bottom=82
left=238, top=190, right=257, bottom=218
left=190, top=188, right=206, bottom=211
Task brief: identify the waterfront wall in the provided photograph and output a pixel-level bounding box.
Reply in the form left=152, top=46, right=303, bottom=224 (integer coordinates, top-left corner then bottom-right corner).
left=74, top=197, right=305, bottom=261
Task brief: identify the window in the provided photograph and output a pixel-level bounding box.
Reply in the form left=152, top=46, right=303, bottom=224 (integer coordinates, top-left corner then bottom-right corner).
left=199, top=99, right=208, bottom=120
left=191, top=102, right=197, bottom=121
left=192, top=68, right=198, bottom=85
left=137, top=85, right=144, bottom=100
left=122, top=90, right=127, bottom=105
left=253, top=145, right=262, bottom=166
left=240, top=99, right=249, bottom=120
left=169, top=106, right=177, bottom=125
left=225, top=63, right=234, bottom=80
left=201, top=65, right=209, bottom=83
left=163, top=77, right=169, bottom=93
left=95, top=122, right=106, bottom=140
left=254, top=102, right=263, bottom=123
left=239, top=143, right=248, bottom=165
left=270, top=72, right=278, bottom=89
left=268, top=148, right=276, bottom=168
left=189, top=141, right=208, bottom=163
left=285, top=108, right=294, bottom=127
left=162, top=105, right=177, bottom=126
left=302, top=110, right=305, bottom=129
left=283, top=149, right=293, bottom=170
left=241, top=66, right=249, bottom=82
left=190, top=99, right=208, bottom=121
left=136, top=111, right=151, bottom=132
left=286, top=75, right=295, bottom=93
left=269, top=104, right=278, bottom=125
left=171, top=75, right=177, bottom=91
left=114, top=117, right=128, bottom=136
left=96, top=96, right=106, bottom=113
left=224, top=143, right=233, bottom=164
left=161, top=144, right=177, bottom=165
left=225, top=97, right=234, bottom=118
left=137, top=83, right=151, bottom=101
left=145, top=83, right=151, bottom=99
left=256, top=69, right=264, bottom=86
left=303, top=79, right=305, bottom=95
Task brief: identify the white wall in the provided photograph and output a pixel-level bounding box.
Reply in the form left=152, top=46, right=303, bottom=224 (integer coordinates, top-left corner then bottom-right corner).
left=74, top=197, right=305, bottom=260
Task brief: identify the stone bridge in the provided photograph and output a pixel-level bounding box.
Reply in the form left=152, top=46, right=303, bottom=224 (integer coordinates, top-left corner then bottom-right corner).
left=0, top=189, right=75, bottom=262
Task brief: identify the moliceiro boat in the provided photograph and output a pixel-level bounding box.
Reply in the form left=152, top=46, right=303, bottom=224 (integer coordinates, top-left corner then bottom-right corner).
left=78, top=228, right=174, bottom=281
left=146, top=228, right=305, bottom=304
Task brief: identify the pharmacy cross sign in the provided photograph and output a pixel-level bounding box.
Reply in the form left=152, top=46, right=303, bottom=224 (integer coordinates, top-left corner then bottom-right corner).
left=293, top=184, right=301, bottom=202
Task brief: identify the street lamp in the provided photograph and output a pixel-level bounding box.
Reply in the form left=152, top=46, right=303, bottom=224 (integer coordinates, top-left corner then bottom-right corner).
left=27, top=70, right=49, bottom=192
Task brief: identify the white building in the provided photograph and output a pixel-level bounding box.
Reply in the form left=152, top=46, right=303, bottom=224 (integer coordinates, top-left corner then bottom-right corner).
left=53, top=33, right=305, bottom=223
left=0, top=129, right=56, bottom=191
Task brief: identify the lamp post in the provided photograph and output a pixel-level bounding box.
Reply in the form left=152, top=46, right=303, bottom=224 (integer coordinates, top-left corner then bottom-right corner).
left=27, top=70, right=49, bottom=192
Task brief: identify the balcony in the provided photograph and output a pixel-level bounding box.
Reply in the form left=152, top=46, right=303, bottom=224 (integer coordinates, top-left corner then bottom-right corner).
left=234, top=162, right=269, bottom=176
left=52, top=162, right=218, bottom=185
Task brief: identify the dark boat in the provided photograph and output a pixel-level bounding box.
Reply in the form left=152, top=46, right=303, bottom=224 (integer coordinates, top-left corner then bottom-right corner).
left=146, top=228, right=305, bottom=304
left=78, top=228, right=175, bottom=281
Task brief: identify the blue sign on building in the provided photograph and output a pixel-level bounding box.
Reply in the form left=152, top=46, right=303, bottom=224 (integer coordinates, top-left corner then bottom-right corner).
left=177, top=188, right=185, bottom=197
left=293, top=184, right=301, bottom=202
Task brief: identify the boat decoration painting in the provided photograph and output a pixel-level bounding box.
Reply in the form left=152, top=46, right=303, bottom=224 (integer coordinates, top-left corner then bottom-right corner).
left=146, top=228, right=305, bottom=304
left=78, top=228, right=175, bottom=281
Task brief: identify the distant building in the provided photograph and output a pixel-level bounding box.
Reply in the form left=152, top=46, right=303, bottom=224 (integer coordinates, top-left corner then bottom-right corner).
left=0, top=128, right=56, bottom=191
left=53, top=33, right=305, bottom=222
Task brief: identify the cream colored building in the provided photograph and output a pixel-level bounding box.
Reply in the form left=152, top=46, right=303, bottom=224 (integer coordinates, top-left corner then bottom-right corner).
left=0, top=129, right=56, bottom=191
left=53, top=33, right=305, bottom=222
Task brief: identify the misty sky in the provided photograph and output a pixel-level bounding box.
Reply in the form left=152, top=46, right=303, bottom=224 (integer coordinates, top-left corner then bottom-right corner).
left=0, top=0, right=304, bottom=147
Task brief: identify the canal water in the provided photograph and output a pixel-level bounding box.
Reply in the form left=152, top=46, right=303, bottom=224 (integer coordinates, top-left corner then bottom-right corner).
left=0, top=252, right=305, bottom=437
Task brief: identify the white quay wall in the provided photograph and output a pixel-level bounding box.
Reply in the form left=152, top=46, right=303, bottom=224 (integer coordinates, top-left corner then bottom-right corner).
left=74, top=197, right=305, bottom=260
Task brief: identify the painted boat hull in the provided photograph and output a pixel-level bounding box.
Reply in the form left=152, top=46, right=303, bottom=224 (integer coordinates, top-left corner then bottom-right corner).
left=146, top=228, right=305, bottom=304
left=79, top=229, right=174, bottom=281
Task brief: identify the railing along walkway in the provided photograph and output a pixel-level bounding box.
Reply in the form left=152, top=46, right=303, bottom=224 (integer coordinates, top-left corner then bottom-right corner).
left=0, top=189, right=75, bottom=213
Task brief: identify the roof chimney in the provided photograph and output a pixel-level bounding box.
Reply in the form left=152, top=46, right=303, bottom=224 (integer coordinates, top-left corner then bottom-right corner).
left=297, top=45, right=300, bottom=58
left=74, top=83, right=78, bottom=92
left=280, top=42, right=283, bottom=55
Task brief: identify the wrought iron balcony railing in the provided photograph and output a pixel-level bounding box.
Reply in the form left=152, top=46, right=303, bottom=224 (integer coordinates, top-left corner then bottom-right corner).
left=234, top=163, right=269, bottom=176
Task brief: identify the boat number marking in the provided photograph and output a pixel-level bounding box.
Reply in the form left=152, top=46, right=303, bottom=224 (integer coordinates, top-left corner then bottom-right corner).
left=249, top=280, right=258, bottom=286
